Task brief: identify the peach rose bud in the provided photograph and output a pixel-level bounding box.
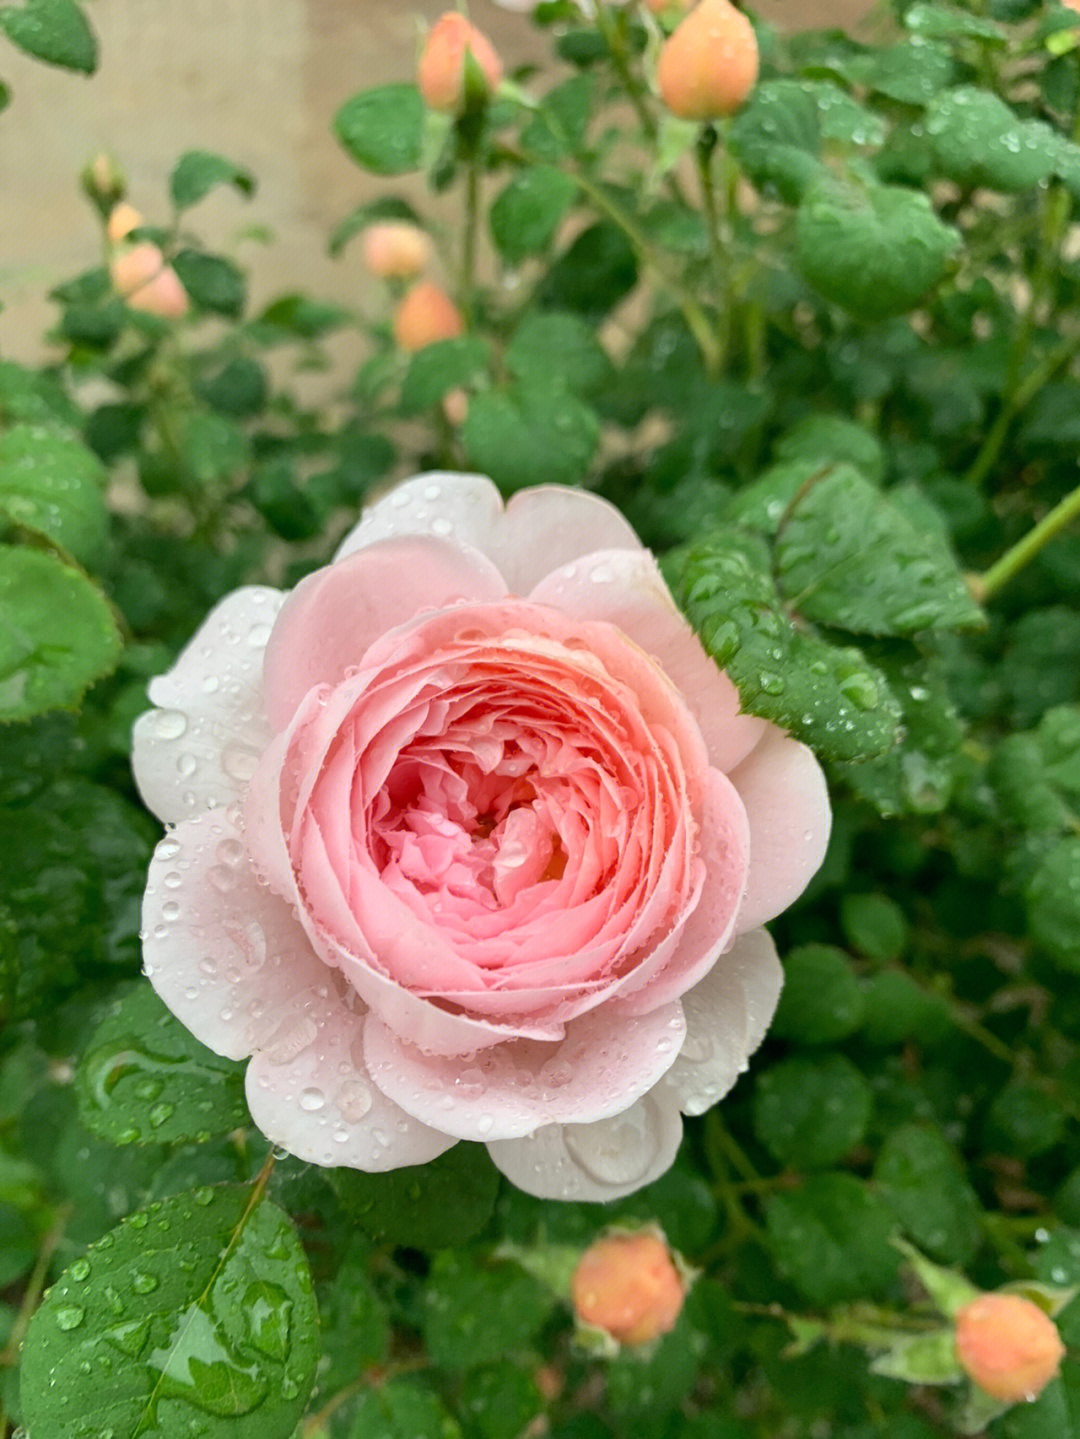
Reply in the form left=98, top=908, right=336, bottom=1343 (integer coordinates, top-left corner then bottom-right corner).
left=955, top=1293, right=1066, bottom=1404
left=110, top=241, right=189, bottom=320
left=442, top=386, right=470, bottom=427
left=571, top=1231, right=687, bottom=1347
left=83, top=153, right=125, bottom=212
left=656, top=0, right=759, bottom=121
left=106, top=202, right=144, bottom=246
left=418, top=12, right=503, bottom=113
left=393, top=280, right=465, bottom=351
left=360, top=221, right=433, bottom=280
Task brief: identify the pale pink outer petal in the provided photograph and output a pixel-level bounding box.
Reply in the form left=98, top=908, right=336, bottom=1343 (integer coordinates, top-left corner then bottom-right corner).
left=262, top=535, right=508, bottom=732
left=333, top=472, right=643, bottom=596
left=334, top=473, right=503, bottom=562
left=492, top=486, right=642, bottom=595
left=362, top=1001, right=686, bottom=1141
left=141, top=807, right=329, bottom=1061
left=132, top=586, right=284, bottom=824
left=485, top=1091, right=683, bottom=1202
left=530, top=548, right=766, bottom=773
left=244, top=979, right=457, bottom=1170
left=660, top=927, right=783, bottom=1116
left=729, top=728, right=832, bottom=932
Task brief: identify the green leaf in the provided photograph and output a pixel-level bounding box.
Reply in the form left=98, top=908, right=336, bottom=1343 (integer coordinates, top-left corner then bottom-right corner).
left=535, top=221, right=638, bottom=320
left=0, top=544, right=121, bottom=721
left=458, top=1363, right=543, bottom=1439
left=490, top=166, right=577, bottom=264
left=753, top=1055, right=872, bottom=1169
left=765, top=1173, right=900, bottom=1305
left=776, top=469, right=983, bottom=635
left=670, top=529, right=903, bottom=762
left=421, top=1251, right=556, bottom=1370
left=505, top=312, right=613, bottom=396
left=334, top=84, right=425, bottom=175
left=399, top=336, right=491, bottom=415
left=796, top=176, right=961, bottom=320
left=75, top=985, right=247, bottom=1147
left=463, top=383, right=599, bottom=491
left=172, top=250, right=246, bottom=318
left=21, top=1185, right=318, bottom=1439
left=727, top=80, right=824, bottom=204
left=903, top=2, right=1007, bottom=42
left=520, top=74, right=594, bottom=160
left=874, top=1123, right=981, bottom=1263
left=992, top=706, right=1080, bottom=832
left=985, top=1081, right=1067, bottom=1160
left=1027, top=836, right=1080, bottom=971
left=925, top=87, right=1059, bottom=192
left=838, top=659, right=967, bottom=816
left=860, top=970, right=954, bottom=1047
left=194, top=356, right=269, bottom=419
left=331, top=1142, right=500, bottom=1249
left=170, top=150, right=255, bottom=210
left=839, top=893, right=909, bottom=961
left=317, top=1238, right=390, bottom=1394
left=0, top=359, right=81, bottom=428
left=773, top=416, right=886, bottom=486
left=605, top=1318, right=705, bottom=1414
left=0, top=0, right=95, bottom=71
left=347, top=1378, right=462, bottom=1439
left=181, top=412, right=251, bottom=484
left=0, top=424, right=107, bottom=562
left=842, top=39, right=956, bottom=106
left=771, top=944, right=865, bottom=1044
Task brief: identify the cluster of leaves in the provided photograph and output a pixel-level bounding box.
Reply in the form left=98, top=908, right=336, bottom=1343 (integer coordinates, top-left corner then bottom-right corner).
left=5, top=0, right=1080, bottom=1437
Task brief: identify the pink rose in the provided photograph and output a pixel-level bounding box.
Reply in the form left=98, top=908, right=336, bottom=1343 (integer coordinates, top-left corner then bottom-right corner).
left=134, top=475, right=829, bottom=1200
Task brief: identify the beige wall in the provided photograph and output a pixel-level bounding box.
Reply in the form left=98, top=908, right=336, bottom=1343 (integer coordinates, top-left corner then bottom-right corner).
left=0, top=0, right=876, bottom=364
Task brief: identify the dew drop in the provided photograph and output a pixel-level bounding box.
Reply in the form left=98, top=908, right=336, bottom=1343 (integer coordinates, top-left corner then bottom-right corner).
left=55, top=1305, right=86, bottom=1331
left=153, top=710, right=188, bottom=741
left=298, top=1087, right=326, bottom=1112
left=335, top=1078, right=373, bottom=1123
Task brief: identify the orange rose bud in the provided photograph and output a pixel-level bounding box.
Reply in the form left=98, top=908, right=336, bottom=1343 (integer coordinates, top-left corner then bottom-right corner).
left=571, top=1231, right=686, bottom=1347
left=656, top=0, right=759, bottom=121
left=110, top=241, right=189, bottom=320
left=360, top=221, right=433, bottom=280
left=393, top=280, right=465, bottom=351
left=955, top=1293, right=1065, bottom=1404
left=106, top=202, right=144, bottom=246
left=418, top=12, right=503, bottom=113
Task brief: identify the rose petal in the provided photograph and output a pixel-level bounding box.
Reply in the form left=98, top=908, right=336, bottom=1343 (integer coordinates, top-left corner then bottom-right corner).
left=614, top=767, right=749, bottom=1013
left=263, top=535, right=508, bottom=731
left=530, top=549, right=766, bottom=773
left=661, top=926, right=782, bottom=1116
left=334, top=472, right=504, bottom=562
left=493, top=486, right=642, bottom=594
left=333, top=473, right=643, bottom=597
left=132, top=586, right=284, bottom=823
left=729, top=729, right=831, bottom=931
left=363, top=1000, right=685, bottom=1141
left=141, top=807, right=329, bottom=1060
left=245, top=979, right=457, bottom=1170
left=486, top=1091, right=683, bottom=1201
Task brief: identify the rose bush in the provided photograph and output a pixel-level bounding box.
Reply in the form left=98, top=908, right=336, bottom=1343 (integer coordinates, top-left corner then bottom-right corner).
left=134, top=475, right=829, bottom=1199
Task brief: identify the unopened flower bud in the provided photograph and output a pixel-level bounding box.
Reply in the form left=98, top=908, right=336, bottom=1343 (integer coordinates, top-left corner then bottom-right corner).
left=442, top=387, right=470, bottom=427
left=110, top=241, right=189, bottom=320
left=360, top=221, right=433, bottom=280
left=106, top=202, right=144, bottom=246
left=571, top=1231, right=686, bottom=1347
left=393, top=280, right=465, bottom=351
left=955, top=1293, right=1065, bottom=1404
left=643, top=0, right=693, bottom=15
left=83, top=153, right=126, bottom=213
left=418, top=12, right=503, bottom=113
left=656, top=0, right=759, bottom=121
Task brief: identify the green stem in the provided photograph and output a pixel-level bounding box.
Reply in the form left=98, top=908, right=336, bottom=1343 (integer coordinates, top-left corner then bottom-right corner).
left=461, top=155, right=481, bottom=326
left=695, top=129, right=729, bottom=371
left=963, top=332, right=1080, bottom=489
left=556, top=160, right=722, bottom=375
left=975, top=476, right=1080, bottom=601
left=596, top=6, right=659, bottom=143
